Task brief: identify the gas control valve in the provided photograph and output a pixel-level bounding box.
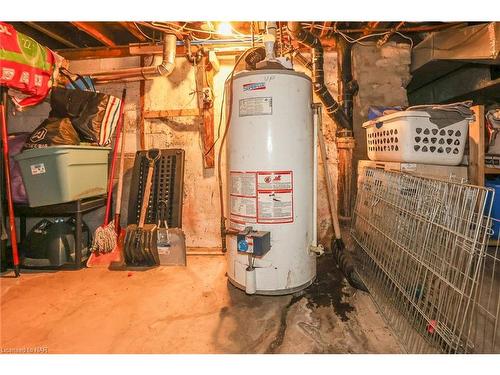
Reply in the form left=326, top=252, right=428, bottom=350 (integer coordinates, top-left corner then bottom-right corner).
left=236, top=227, right=271, bottom=257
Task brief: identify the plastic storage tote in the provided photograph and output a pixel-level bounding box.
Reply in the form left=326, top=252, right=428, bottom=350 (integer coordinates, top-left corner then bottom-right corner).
left=15, top=146, right=110, bottom=207
left=363, top=111, right=471, bottom=165
left=485, top=177, right=500, bottom=239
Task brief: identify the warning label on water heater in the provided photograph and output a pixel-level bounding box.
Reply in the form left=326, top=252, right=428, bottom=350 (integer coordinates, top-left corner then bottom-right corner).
left=239, top=97, right=273, bottom=117
left=257, top=171, right=293, bottom=224
left=229, top=170, right=294, bottom=228
left=229, top=172, right=258, bottom=228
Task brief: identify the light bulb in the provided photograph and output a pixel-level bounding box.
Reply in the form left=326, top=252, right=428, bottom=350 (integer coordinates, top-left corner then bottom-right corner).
left=216, top=22, right=233, bottom=36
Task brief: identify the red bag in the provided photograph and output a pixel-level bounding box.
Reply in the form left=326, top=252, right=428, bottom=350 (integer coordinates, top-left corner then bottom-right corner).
left=0, top=22, right=56, bottom=109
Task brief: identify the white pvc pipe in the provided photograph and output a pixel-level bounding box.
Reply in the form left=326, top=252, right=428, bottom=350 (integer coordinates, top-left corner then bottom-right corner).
left=245, top=268, right=257, bottom=294
left=312, top=105, right=319, bottom=248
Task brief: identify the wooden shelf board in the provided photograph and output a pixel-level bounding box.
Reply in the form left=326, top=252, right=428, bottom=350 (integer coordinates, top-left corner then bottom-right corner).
left=485, top=167, right=500, bottom=175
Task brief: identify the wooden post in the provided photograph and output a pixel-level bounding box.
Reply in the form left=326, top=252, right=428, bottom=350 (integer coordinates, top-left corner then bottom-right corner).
left=337, top=135, right=356, bottom=222
left=195, top=56, right=215, bottom=168
left=468, top=105, right=485, bottom=186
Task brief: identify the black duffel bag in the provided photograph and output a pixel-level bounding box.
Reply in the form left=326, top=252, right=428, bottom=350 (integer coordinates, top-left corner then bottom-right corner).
left=23, top=117, right=80, bottom=151
left=49, top=87, right=121, bottom=146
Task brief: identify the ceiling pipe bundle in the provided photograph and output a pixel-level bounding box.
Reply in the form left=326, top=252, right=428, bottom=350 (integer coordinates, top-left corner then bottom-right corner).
left=92, top=33, right=177, bottom=83
left=287, top=22, right=351, bottom=132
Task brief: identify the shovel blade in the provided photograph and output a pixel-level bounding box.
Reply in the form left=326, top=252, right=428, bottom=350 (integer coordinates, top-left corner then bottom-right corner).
left=124, top=224, right=159, bottom=267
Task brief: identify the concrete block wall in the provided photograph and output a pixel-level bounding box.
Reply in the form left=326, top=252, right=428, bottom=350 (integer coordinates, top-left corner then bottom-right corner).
left=6, top=42, right=411, bottom=251
left=352, top=41, right=412, bottom=163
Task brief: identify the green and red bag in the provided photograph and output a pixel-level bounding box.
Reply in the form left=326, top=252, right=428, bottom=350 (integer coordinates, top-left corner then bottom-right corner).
left=0, top=22, right=57, bottom=109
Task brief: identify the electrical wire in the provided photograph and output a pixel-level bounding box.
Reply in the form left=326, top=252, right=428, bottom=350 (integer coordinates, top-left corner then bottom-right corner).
left=213, top=47, right=259, bottom=250
left=395, top=31, right=414, bottom=49
left=152, top=21, right=210, bottom=35
left=300, top=21, right=415, bottom=48
left=133, top=22, right=157, bottom=42
left=205, top=46, right=259, bottom=157
left=147, top=21, right=263, bottom=41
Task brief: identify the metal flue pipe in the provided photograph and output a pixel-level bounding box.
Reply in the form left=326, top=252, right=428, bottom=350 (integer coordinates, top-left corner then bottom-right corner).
left=287, top=22, right=351, bottom=132
left=92, top=33, right=177, bottom=83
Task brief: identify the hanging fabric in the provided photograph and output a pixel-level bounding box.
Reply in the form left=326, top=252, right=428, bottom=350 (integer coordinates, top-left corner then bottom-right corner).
left=0, top=22, right=57, bottom=109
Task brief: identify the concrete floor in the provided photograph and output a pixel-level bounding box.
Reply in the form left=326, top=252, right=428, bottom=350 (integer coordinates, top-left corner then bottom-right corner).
left=0, top=254, right=401, bottom=354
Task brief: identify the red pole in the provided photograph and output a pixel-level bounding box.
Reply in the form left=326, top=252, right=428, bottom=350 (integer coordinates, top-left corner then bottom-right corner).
left=103, top=89, right=126, bottom=226
left=0, top=90, right=20, bottom=277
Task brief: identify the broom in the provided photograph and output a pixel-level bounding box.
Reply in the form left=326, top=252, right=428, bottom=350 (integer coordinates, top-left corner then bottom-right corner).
left=316, top=106, right=368, bottom=292
left=1, top=88, right=20, bottom=277
left=91, top=88, right=127, bottom=253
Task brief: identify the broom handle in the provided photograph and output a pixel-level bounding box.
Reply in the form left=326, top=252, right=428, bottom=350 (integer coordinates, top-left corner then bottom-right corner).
left=114, top=110, right=127, bottom=233
left=317, top=117, right=342, bottom=240
left=104, top=89, right=126, bottom=225
left=138, top=159, right=155, bottom=227
left=0, top=90, right=20, bottom=277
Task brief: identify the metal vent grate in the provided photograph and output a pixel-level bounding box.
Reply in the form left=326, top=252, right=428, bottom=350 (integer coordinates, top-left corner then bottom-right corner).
left=127, top=149, right=185, bottom=228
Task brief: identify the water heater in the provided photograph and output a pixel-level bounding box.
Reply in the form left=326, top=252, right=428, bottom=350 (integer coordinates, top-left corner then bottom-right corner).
left=226, top=68, right=317, bottom=295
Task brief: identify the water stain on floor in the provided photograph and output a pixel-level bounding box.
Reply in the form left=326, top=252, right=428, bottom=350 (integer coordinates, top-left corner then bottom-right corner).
left=264, top=254, right=356, bottom=353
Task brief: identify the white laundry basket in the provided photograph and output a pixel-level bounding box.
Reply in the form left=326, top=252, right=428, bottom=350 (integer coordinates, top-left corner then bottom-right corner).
left=363, top=111, right=471, bottom=165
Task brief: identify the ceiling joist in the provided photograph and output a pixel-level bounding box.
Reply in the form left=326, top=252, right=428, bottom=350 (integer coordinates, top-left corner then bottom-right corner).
left=25, top=22, right=79, bottom=48
left=72, top=22, right=116, bottom=47
left=119, top=22, right=148, bottom=42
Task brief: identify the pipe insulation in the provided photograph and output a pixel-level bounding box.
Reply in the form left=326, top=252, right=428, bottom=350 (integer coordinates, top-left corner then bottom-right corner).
left=92, top=33, right=176, bottom=83
left=287, top=22, right=351, bottom=131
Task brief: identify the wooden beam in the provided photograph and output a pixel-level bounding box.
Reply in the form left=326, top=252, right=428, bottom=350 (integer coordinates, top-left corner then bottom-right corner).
left=119, top=22, right=148, bottom=42
left=195, top=56, right=215, bottom=168
left=57, top=45, right=130, bottom=60
left=363, top=21, right=380, bottom=36
left=468, top=105, right=485, bottom=186
left=144, top=109, right=201, bottom=118
left=25, top=22, right=79, bottom=48
left=57, top=39, right=336, bottom=61
left=57, top=42, right=239, bottom=60
left=72, top=22, right=116, bottom=47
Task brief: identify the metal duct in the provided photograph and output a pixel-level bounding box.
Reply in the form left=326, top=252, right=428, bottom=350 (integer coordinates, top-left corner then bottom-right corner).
left=92, top=33, right=176, bottom=83
left=408, top=22, right=500, bottom=92
left=287, top=22, right=351, bottom=131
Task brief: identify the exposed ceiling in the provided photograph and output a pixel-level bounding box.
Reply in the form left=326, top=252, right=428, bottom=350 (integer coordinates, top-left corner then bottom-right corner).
left=9, top=21, right=466, bottom=52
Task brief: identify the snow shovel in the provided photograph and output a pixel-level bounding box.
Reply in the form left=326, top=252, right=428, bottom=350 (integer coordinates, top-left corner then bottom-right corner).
left=124, top=150, right=160, bottom=267
left=157, top=200, right=186, bottom=266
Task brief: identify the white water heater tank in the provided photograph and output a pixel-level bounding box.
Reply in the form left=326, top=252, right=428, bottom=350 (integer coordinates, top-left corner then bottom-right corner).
left=226, top=69, right=317, bottom=295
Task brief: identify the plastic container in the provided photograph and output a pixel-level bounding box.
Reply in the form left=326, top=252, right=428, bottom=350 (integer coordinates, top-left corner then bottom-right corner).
left=485, top=177, right=500, bottom=239
left=15, top=145, right=110, bottom=207
left=363, top=111, right=471, bottom=165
